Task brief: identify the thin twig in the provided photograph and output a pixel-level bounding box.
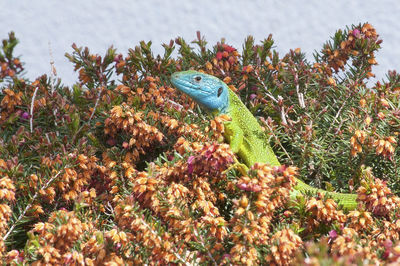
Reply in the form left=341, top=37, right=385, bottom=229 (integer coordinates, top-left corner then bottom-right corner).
left=260, top=117, right=294, bottom=165
left=167, top=99, right=197, bottom=116
left=255, top=71, right=278, bottom=104
left=104, top=201, right=115, bottom=216
left=72, top=85, right=103, bottom=143
left=323, top=93, right=352, bottom=143
left=29, top=87, right=39, bottom=133
left=89, top=88, right=102, bottom=122
left=294, top=68, right=305, bottom=108
left=48, top=41, right=57, bottom=94
left=254, top=71, right=290, bottom=126
left=45, top=133, right=51, bottom=144
left=279, top=99, right=288, bottom=125
left=48, top=42, right=59, bottom=135
left=215, top=64, right=226, bottom=76
left=3, top=169, right=64, bottom=242
left=193, top=228, right=217, bottom=266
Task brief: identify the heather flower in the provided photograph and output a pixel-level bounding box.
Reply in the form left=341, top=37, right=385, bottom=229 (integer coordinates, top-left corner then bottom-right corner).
left=266, top=228, right=303, bottom=265
left=20, top=111, right=30, bottom=120
left=187, top=155, right=195, bottom=174
left=329, top=229, right=338, bottom=242
left=352, top=29, right=361, bottom=38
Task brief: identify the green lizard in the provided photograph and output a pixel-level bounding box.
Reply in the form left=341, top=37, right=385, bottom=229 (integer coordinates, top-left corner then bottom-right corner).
left=171, top=70, right=358, bottom=210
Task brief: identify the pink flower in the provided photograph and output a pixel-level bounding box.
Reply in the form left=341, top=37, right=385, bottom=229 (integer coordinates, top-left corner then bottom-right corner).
left=20, top=112, right=30, bottom=120
left=383, top=239, right=393, bottom=249
left=251, top=184, right=261, bottom=192
left=237, top=182, right=249, bottom=191
left=114, top=243, right=122, bottom=251
left=328, top=230, right=337, bottom=242
left=352, top=29, right=361, bottom=38
left=122, top=142, right=129, bottom=149
left=222, top=44, right=236, bottom=53
left=187, top=156, right=195, bottom=174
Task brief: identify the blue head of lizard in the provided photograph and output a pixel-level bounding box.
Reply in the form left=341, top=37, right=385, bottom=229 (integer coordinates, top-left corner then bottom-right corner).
left=171, top=70, right=229, bottom=114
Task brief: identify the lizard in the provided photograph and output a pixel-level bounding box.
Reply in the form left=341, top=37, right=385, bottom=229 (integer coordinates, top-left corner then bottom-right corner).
left=170, top=70, right=359, bottom=210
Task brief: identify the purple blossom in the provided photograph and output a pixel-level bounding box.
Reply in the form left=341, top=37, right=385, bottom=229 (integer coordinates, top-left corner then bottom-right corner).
left=352, top=29, right=361, bottom=38
left=187, top=156, right=195, bottom=175
left=204, top=145, right=216, bottom=159
left=222, top=254, right=231, bottom=260
left=237, top=183, right=249, bottom=191
left=20, top=112, right=30, bottom=120
left=328, top=230, right=338, bottom=240
left=114, top=242, right=122, bottom=251
left=383, top=239, right=393, bottom=249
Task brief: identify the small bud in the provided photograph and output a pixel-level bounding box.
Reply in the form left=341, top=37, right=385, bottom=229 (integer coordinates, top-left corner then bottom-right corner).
left=240, top=196, right=249, bottom=208
left=365, top=116, right=372, bottom=126
left=283, top=210, right=292, bottom=217
left=122, top=142, right=129, bottom=149
left=387, top=136, right=396, bottom=144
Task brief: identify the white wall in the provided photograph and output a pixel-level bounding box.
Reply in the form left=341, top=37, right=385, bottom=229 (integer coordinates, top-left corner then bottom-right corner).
left=0, top=0, right=399, bottom=85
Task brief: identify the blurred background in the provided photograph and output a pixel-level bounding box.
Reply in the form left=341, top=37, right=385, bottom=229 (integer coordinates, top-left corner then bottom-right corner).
left=0, top=0, right=398, bottom=86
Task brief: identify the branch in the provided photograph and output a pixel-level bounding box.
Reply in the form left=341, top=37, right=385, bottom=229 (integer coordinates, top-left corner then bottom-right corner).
left=89, top=87, right=102, bottom=122
left=167, top=99, right=197, bottom=116
left=29, top=87, right=39, bottom=133
left=255, top=71, right=278, bottom=104
left=260, top=117, right=294, bottom=164
left=193, top=228, right=217, bottom=266
left=72, top=85, right=103, bottom=143
left=294, top=68, right=305, bottom=108
left=3, top=168, right=64, bottom=242
left=48, top=41, right=58, bottom=94
left=255, top=71, right=289, bottom=124
left=322, top=92, right=352, bottom=143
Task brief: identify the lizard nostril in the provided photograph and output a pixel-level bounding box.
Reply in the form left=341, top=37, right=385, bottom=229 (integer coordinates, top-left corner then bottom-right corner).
left=172, top=72, right=180, bottom=79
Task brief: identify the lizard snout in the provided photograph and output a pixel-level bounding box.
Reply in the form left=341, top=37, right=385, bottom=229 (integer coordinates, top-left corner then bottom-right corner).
left=171, top=72, right=180, bottom=80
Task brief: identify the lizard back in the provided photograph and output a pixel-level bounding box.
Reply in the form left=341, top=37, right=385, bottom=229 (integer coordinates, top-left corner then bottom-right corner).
left=226, top=89, right=280, bottom=167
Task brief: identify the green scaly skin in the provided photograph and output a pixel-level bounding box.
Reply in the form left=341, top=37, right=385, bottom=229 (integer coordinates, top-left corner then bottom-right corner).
left=171, top=70, right=357, bottom=210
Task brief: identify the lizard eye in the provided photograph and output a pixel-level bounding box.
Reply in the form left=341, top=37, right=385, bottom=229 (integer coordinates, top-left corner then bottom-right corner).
left=217, top=87, right=223, bottom=97
left=194, top=76, right=202, bottom=82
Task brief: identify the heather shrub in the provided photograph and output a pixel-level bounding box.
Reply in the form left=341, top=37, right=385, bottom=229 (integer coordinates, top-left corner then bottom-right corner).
left=1, top=23, right=400, bottom=265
